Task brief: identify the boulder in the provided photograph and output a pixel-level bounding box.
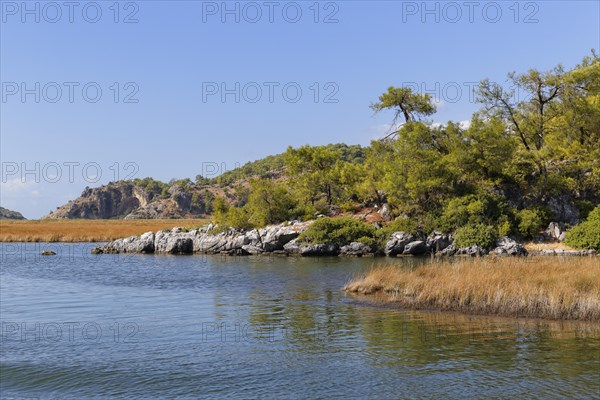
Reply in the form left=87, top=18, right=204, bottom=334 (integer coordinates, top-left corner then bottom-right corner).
left=340, top=242, right=373, bottom=256
left=384, top=232, right=415, bottom=256
left=258, top=224, right=300, bottom=251
left=241, top=244, right=264, bottom=255
left=40, top=250, right=56, bottom=256
left=440, top=245, right=458, bottom=256
left=300, top=243, right=340, bottom=256
left=283, top=238, right=302, bottom=254
left=493, top=236, right=528, bottom=256
left=402, top=241, right=430, bottom=255
left=455, top=245, right=487, bottom=257
left=426, top=232, right=453, bottom=253
left=544, top=222, right=564, bottom=241
left=96, top=231, right=155, bottom=254
left=155, top=231, right=193, bottom=254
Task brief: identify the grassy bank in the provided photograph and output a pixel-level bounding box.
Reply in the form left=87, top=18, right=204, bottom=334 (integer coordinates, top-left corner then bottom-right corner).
left=344, top=257, right=600, bottom=321
left=0, top=219, right=209, bottom=242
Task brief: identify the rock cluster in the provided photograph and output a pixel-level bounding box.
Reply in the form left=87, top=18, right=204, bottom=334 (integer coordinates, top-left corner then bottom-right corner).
left=92, top=223, right=544, bottom=258
left=93, top=221, right=312, bottom=255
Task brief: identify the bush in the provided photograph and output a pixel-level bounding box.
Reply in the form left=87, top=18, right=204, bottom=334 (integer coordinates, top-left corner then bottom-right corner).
left=564, top=206, right=600, bottom=250
left=517, top=208, right=546, bottom=239
left=438, top=193, right=509, bottom=233
left=298, top=217, right=376, bottom=245
left=454, top=223, right=498, bottom=249
left=381, top=217, right=419, bottom=235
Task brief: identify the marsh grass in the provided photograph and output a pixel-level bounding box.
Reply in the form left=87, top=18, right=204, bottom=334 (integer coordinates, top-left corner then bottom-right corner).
left=343, top=257, right=600, bottom=321
left=0, top=219, right=209, bottom=242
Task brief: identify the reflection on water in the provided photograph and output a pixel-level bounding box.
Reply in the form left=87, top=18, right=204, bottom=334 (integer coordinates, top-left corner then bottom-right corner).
left=1, top=243, right=599, bottom=399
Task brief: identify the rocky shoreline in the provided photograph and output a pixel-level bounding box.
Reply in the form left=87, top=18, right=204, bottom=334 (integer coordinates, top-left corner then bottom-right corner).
left=91, top=221, right=597, bottom=257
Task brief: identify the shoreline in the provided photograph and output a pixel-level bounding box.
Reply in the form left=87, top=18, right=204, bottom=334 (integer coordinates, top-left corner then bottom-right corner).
left=346, top=294, right=600, bottom=330
left=2, top=219, right=596, bottom=258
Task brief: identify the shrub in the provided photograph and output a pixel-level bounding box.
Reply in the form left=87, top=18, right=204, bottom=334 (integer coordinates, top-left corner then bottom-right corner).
left=454, top=223, right=498, bottom=249
left=246, top=179, right=296, bottom=227
left=564, top=206, right=600, bottom=250
left=516, top=208, right=546, bottom=239
left=382, top=217, right=419, bottom=235
left=438, top=193, right=509, bottom=232
left=298, top=217, right=376, bottom=245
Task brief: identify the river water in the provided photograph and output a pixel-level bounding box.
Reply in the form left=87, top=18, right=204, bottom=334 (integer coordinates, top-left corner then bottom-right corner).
left=1, top=243, right=599, bottom=399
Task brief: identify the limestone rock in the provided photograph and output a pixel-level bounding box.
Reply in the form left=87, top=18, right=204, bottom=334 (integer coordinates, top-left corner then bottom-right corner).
left=493, top=236, right=528, bottom=256
left=384, top=232, right=415, bottom=256
left=340, top=242, right=372, bottom=256
left=402, top=241, right=430, bottom=255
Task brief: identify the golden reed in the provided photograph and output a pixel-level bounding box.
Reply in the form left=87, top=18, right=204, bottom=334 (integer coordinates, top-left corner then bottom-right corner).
left=344, top=257, right=600, bottom=321
left=0, top=219, right=209, bottom=242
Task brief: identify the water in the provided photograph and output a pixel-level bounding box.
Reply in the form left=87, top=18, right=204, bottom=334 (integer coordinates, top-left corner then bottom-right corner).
left=1, top=243, right=599, bottom=399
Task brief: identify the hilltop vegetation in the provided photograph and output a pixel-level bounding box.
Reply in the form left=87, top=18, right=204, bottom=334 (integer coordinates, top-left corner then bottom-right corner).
left=212, top=53, right=600, bottom=248
left=46, top=54, right=599, bottom=249
left=0, top=207, right=26, bottom=220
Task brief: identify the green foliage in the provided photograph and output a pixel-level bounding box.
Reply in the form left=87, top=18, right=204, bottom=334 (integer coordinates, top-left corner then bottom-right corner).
left=107, top=54, right=599, bottom=240
left=370, top=86, right=436, bottom=124
left=131, top=177, right=169, bottom=201
left=297, top=217, right=376, bottom=245
left=211, top=196, right=254, bottom=230
left=246, top=179, right=296, bottom=226
left=576, top=200, right=595, bottom=220
left=212, top=154, right=286, bottom=187
left=516, top=208, right=547, bottom=239
left=437, top=193, right=514, bottom=234
left=454, top=224, right=498, bottom=249
left=379, top=217, right=419, bottom=236
left=564, top=206, right=600, bottom=250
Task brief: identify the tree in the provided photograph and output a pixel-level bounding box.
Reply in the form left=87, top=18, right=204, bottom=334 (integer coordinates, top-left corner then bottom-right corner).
left=284, top=145, right=342, bottom=206
left=246, top=178, right=296, bottom=226
left=370, top=87, right=436, bottom=130
left=476, top=66, right=563, bottom=152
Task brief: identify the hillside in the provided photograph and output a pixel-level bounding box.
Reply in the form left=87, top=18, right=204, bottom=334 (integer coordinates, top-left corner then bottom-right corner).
left=44, top=55, right=600, bottom=248
left=0, top=207, right=26, bottom=220
left=44, top=144, right=363, bottom=220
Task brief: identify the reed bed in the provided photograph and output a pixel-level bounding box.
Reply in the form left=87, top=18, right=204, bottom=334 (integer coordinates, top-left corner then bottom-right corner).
left=0, top=219, right=209, bottom=242
left=344, top=257, right=600, bottom=321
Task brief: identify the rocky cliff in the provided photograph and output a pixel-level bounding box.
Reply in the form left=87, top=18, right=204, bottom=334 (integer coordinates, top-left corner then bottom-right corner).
left=43, top=180, right=229, bottom=220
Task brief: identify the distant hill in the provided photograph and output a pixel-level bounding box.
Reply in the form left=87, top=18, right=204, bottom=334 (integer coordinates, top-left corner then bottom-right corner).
left=0, top=207, right=26, bottom=220
left=44, top=144, right=364, bottom=220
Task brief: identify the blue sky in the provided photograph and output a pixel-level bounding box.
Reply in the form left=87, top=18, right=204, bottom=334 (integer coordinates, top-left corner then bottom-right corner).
left=1, top=0, right=599, bottom=218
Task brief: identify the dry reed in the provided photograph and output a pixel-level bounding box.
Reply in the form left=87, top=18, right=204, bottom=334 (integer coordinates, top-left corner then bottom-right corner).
left=0, top=219, right=209, bottom=242
left=343, top=257, right=600, bottom=321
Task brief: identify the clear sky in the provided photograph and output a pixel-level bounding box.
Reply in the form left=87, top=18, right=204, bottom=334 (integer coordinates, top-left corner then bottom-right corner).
left=1, top=0, right=599, bottom=218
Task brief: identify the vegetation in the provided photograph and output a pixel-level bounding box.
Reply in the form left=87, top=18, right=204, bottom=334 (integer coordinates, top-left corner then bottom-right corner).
left=453, top=224, right=498, bottom=249
left=344, top=258, right=600, bottom=321
left=46, top=53, right=600, bottom=239
left=204, top=53, right=599, bottom=237
left=297, top=217, right=376, bottom=245
left=564, top=206, right=600, bottom=250
left=0, top=219, right=209, bottom=242
left=0, top=207, right=26, bottom=220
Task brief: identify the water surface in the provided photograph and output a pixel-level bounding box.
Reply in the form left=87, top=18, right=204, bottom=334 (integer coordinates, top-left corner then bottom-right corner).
left=1, top=243, right=599, bottom=399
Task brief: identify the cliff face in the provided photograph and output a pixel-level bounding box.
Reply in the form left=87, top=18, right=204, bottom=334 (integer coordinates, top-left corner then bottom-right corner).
left=43, top=180, right=235, bottom=220
left=0, top=207, right=26, bottom=220
left=44, top=182, right=144, bottom=219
